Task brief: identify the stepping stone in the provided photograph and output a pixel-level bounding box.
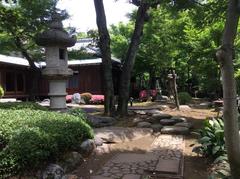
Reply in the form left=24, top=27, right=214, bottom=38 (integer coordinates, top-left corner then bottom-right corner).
left=134, top=110, right=147, bottom=115
left=94, top=127, right=152, bottom=143
left=161, top=126, right=189, bottom=135
left=146, top=109, right=162, bottom=115
left=122, top=174, right=141, bottom=179
left=132, top=117, right=144, bottom=124
left=94, top=136, right=104, bottom=146
left=160, top=119, right=177, bottom=126
left=171, top=116, right=187, bottom=123
left=155, top=159, right=180, bottom=174
left=90, top=176, right=111, bottom=179
left=110, top=153, right=156, bottom=163
left=179, top=105, right=191, bottom=110
left=151, top=124, right=163, bottom=132
left=137, top=122, right=152, bottom=128
left=175, top=122, right=193, bottom=128
left=152, top=113, right=172, bottom=120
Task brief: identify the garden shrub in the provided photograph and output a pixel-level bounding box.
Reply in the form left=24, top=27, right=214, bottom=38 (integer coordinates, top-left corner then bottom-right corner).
left=90, top=95, right=104, bottom=104
left=0, top=108, right=93, bottom=177
left=0, top=102, right=48, bottom=111
left=80, top=93, right=92, bottom=104
left=178, top=92, right=192, bottom=104
left=193, top=117, right=226, bottom=158
left=68, top=108, right=92, bottom=126
left=0, top=86, right=4, bottom=98
left=193, top=117, right=231, bottom=178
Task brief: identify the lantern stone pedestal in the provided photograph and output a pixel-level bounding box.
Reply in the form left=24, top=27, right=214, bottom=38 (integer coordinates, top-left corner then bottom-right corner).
left=36, top=14, right=76, bottom=109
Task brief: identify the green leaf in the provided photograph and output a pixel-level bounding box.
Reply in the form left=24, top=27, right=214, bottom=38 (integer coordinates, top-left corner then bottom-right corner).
left=212, top=146, right=221, bottom=155
left=199, top=136, right=211, bottom=143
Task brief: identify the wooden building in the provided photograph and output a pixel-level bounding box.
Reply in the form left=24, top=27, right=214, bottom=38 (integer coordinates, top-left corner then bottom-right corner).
left=0, top=54, right=121, bottom=99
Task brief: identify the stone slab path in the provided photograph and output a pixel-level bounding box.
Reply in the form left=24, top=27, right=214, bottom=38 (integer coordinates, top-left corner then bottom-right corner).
left=91, top=134, right=184, bottom=179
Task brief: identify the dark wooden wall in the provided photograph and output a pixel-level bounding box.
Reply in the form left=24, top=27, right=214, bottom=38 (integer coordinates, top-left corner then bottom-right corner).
left=0, top=62, right=30, bottom=98
left=0, top=63, right=120, bottom=99
left=67, top=65, right=103, bottom=95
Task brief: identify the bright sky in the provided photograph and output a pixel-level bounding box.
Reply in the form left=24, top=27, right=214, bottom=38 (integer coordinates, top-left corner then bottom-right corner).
left=57, top=0, right=136, bottom=32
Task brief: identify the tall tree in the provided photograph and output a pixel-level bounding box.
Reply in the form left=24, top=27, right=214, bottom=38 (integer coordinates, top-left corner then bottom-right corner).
left=0, top=0, right=60, bottom=99
left=93, top=0, right=115, bottom=116
left=117, top=1, right=151, bottom=116
left=216, top=0, right=240, bottom=177
left=0, top=0, right=59, bottom=70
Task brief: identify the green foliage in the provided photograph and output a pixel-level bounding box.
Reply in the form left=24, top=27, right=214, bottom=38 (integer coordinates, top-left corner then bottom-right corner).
left=68, top=108, right=92, bottom=126
left=0, top=85, right=4, bottom=98
left=68, top=48, right=96, bottom=60
left=110, top=2, right=227, bottom=96
left=193, top=117, right=226, bottom=159
left=0, top=0, right=63, bottom=62
left=0, top=102, right=48, bottom=110
left=194, top=117, right=230, bottom=179
left=178, top=92, right=192, bottom=104
left=81, top=93, right=92, bottom=104
left=0, top=106, right=93, bottom=177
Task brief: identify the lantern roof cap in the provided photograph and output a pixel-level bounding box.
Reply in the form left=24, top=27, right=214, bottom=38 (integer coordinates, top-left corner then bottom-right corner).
left=36, top=13, right=76, bottom=47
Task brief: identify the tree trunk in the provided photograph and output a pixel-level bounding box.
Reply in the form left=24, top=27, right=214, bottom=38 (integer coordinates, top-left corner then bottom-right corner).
left=93, top=0, right=115, bottom=116
left=15, top=37, right=39, bottom=101
left=216, top=0, right=240, bottom=178
left=117, top=2, right=150, bottom=116
left=171, top=69, right=180, bottom=110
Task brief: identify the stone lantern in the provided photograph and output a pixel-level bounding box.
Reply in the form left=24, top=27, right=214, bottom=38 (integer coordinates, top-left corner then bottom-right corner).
left=36, top=13, right=76, bottom=109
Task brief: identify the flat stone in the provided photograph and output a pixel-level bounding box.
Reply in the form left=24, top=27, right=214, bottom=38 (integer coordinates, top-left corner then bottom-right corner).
left=110, top=153, right=157, bottom=163
left=179, top=105, right=191, bottom=110
left=59, top=151, right=84, bottom=172
left=175, top=122, right=193, bottom=128
left=199, top=102, right=212, bottom=108
left=146, top=109, right=162, bottom=115
left=151, top=124, right=163, bottom=132
left=160, top=119, right=177, bottom=126
left=158, top=105, right=169, bottom=110
left=132, top=117, right=144, bottom=124
left=62, top=175, right=78, bottom=179
left=87, top=115, right=116, bottom=128
left=95, top=144, right=111, bottom=155
left=134, top=110, right=147, bottom=115
left=122, top=174, right=141, bottom=179
left=137, top=122, right=152, bottom=128
left=152, top=113, right=172, bottom=120
left=155, top=159, right=180, bottom=174
left=90, top=176, right=111, bottom=179
left=79, top=139, right=96, bottom=157
left=171, top=116, right=187, bottom=123
left=161, top=126, right=189, bottom=135
left=94, top=127, right=152, bottom=143
left=42, top=164, right=64, bottom=179
left=94, top=136, right=104, bottom=146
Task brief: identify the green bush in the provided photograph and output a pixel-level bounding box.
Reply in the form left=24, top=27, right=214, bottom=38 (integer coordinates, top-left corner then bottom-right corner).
left=0, top=86, right=4, bottom=98
left=68, top=108, right=92, bottom=126
left=0, top=108, right=93, bottom=177
left=80, top=92, right=92, bottom=104
left=0, top=102, right=48, bottom=111
left=178, top=92, right=192, bottom=104
left=193, top=117, right=226, bottom=158
left=193, top=117, right=231, bottom=179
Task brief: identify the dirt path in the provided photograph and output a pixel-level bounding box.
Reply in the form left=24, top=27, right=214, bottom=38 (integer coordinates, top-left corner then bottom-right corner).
left=73, top=102, right=216, bottom=179
left=73, top=133, right=184, bottom=179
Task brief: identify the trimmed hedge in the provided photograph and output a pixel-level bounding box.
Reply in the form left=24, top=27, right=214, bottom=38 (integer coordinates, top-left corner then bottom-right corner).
left=0, top=104, right=93, bottom=177
left=0, top=102, right=48, bottom=111
left=68, top=108, right=92, bottom=126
